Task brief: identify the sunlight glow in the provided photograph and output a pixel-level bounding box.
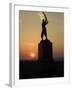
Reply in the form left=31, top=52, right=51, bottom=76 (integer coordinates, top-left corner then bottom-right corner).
left=30, top=53, right=35, bottom=58
left=38, top=12, right=44, bottom=21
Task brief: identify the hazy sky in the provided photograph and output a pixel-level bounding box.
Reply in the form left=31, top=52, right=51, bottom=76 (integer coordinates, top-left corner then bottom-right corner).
left=19, top=10, right=64, bottom=61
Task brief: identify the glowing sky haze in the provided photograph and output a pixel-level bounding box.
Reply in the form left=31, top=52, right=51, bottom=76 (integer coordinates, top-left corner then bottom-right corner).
left=19, top=10, right=64, bottom=61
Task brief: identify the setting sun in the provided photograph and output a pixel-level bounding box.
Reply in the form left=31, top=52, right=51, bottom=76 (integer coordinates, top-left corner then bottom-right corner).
left=30, top=53, right=35, bottom=58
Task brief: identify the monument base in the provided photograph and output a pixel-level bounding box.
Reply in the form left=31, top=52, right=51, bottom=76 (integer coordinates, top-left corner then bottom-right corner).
left=38, top=39, right=53, bottom=62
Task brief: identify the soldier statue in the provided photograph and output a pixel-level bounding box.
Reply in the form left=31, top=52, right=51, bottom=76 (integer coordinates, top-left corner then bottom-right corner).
left=41, top=12, right=48, bottom=40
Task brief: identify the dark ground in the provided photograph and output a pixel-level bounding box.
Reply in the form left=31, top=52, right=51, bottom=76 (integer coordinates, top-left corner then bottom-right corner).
left=19, top=59, right=64, bottom=79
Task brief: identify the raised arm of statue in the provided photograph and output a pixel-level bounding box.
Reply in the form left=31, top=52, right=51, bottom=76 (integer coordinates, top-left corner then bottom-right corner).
left=42, top=12, right=46, bottom=18
left=42, top=12, right=48, bottom=24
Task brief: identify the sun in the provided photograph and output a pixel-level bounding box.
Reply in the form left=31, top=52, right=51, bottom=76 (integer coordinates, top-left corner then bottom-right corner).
left=30, top=53, right=35, bottom=58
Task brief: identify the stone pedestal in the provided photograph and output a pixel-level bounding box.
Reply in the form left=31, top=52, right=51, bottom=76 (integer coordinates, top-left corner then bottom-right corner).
left=38, top=39, right=53, bottom=62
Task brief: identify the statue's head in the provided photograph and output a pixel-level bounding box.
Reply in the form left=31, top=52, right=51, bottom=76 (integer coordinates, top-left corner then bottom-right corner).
left=42, top=19, right=44, bottom=23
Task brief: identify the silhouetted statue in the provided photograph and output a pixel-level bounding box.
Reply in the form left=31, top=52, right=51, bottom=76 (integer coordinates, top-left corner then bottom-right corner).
left=41, top=12, right=48, bottom=40
left=38, top=13, right=53, bottom=62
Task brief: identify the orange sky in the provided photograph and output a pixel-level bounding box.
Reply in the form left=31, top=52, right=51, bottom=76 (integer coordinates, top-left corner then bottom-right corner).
left=19, top=10, right=64, bottom=61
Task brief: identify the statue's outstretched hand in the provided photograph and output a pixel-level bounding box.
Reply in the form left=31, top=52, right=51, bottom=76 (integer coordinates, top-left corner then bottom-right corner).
left=42, top=12, right=45, bottom=16
left=42, top=12, right=47, bottom=19
left=42, top=12, right=44, bottom=14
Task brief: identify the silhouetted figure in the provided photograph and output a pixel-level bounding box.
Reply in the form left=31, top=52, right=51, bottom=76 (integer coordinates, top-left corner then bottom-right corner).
left=41, top=12, right=48, bottom=40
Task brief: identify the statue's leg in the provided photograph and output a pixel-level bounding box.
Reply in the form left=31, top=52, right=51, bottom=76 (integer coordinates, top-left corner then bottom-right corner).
left=45, top=30, right=47, bottom=39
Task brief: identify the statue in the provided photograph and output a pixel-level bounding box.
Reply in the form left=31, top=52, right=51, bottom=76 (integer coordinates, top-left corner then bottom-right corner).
left=41, top=12, right=48, bottom=40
